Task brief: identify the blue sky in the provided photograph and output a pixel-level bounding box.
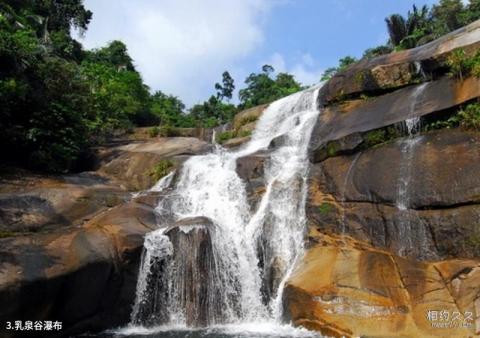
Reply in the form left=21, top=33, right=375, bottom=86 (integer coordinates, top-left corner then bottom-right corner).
left=79, top=0, right=440, bottom=106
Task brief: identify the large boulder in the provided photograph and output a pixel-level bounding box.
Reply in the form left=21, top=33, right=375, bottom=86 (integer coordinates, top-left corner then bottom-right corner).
left=310, top=76, right=480, bottom=159
left=0, top=196, right=159, bottom=338
left=318, top=19, right=480, bottom=105
left=97, top=137, right=210, bottom=191
left=0, top=173, right=127, bottom=234
left=282, top=232, right=480, bottom=338
left=307, top=129, right=480, bottom=260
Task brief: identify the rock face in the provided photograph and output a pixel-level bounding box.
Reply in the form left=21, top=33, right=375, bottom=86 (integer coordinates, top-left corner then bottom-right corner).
left=308, top=129, right=480, bottom=260
left=310, top=76, right=480, bottom=158
left=282, top=20, right=480, bottom=338
left=97, top=137, right=210, bottom=191
left=0, top=135, right=205, bottom=337
left=0, top=196, right=158, bottom=338
left=283, top=232, right=480, bottom=338
left=318, top=19, right=480, bottom=105
left=0, top=173, right=127, bottom=233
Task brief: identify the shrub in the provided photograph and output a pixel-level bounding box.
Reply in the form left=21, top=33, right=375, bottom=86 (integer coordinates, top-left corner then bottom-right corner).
left=426, top=103, right=480, bottom=131
left=446, top=49, right=480, bottom=80
left=237, top=130, right=252, bottom=138
left=216, top=131, right=236, bottom=144
left=149, top=159, right=174, bottom=181
left=237, top=115, right=258, bottom=128
left=148, top=126, right=160, bottom=137
left=364, top=129, right=387, bottom=147
left=318, top=202, right=333, bottom=214
left=458, top=102, right=480, bottom=130
left=0, top=231, right=16, bottom=238
left=157, top=125, right=182, bottom=137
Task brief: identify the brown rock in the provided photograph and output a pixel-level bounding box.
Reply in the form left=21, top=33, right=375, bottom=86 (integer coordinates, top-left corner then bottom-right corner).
left=0, top=198, right=158, bottom=337
left=310, top=76, right=480, bottom=157
left=283, top=233, right=479, bottom=337
left=97, top=137, right=209, bottom=191
left=318, top=19, right=480, bottom=104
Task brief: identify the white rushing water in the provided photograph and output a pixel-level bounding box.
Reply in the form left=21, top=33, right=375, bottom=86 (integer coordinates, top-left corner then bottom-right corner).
left=129, top=85, right=322, bottom=335
left=395, top=83, right=427, bottom=256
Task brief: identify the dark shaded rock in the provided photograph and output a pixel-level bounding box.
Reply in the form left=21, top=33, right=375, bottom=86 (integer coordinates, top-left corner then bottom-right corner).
left=307, top=129, right=480, bottom=260
left=236, top=152, right=267, bottom=210
left=317, top=130, right=480, bottom=208
left=310, top=76, right=480, bottom=160
left=0, top=176, right=127, bottom=234
left=163, top=217, right=237, bottom=327
left=311, top=133, right=363, bottom=163
left=0, top=199, right=157, bottom=338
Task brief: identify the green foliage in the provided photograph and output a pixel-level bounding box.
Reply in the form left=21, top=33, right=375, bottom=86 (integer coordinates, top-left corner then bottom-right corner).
left=321, top=56, right=357, bottom=81
left=363, top=127, right=400, bottom=148
left=318, top=202, right=333, bottom=215
left=190, top=95, right=237, bottom=127
left=362, top=45, right=393, bottom=59
left=149, top=91, right=194, bottom=127
left=427, top=103, right=480, bottom=131
left=326, top=143, right=337, bottom=157
left=237, top=115, right=258, bottom=128
left=458, top=103, right=480, bottom=130
left=84, top=40, right=135, bottom=71
left=216, top=131, right=236, bottom=144
left=215, top=71, right=235, bottom=101
left=237, top=130, right=252, bottom=138
left=157, top=125, right=182, bottom=137
left=446, top=49, right=480, bottom=80
left=239, top=65, right=303, bottom=109
left=149, top=126, right=160, bottom=137
left=384, top=1, right=480, bottom=50
left=149, top=159, right=174, bottom=181
left=0, top=230, right=17, bottom=238
left=80, top=61, right=150, bottom=132
left=364, top=129, right=387, bottom=147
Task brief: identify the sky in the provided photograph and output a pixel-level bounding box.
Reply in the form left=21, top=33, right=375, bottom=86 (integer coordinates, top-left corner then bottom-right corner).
left=78, top=0, right=443, bottom=107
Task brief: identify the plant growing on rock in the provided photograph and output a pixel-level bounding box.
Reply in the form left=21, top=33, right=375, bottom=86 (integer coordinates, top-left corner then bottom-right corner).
left=318, top=202, right=333, bottom=214
left=149, top=159, right=174, bottom=181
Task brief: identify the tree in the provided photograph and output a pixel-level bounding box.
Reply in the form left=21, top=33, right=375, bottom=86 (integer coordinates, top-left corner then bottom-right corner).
left=320, top=56, right=357, bottom=81
left=362, top=45, right=393, bottom=59
left=149, top=91, right=194, bottom=127
left=431, top=0, right=464, bottom=36
left=385, top=14, right=408, bottom=46
left=215, top=71, right=235, bottom=101
left=190, top=95, right=236, bottom=127
left=84, top=40, right=136, bottom=71
left=80, top=61, right=150, bottom=130
left=239, top=64, right=302, bottom=109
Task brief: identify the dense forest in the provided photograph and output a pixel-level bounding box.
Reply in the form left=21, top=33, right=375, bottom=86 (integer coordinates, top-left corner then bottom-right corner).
left=1, top=0, right=479, bottom=173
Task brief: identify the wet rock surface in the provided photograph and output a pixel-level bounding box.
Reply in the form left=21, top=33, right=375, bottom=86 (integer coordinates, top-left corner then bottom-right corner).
left=283, top=232, right=480, bottom=338
left=310, top=76, right=480, bottom=159
left=307, top=129, right=480, bottom=260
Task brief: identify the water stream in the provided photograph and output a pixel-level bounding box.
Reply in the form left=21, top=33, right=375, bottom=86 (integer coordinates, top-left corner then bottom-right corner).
left=121, top=86, right=323, bottom=337
left=394, top=83, right=426, bottom=256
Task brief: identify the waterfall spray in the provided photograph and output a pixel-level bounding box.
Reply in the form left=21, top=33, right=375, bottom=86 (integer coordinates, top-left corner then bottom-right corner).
left=130, top=85, right=322, bottom=329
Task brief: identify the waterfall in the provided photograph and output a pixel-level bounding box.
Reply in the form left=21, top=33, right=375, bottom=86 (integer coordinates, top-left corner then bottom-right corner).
left=395, top=83, right=426, bottom=256
left=130, top=85, right=322, bottom=330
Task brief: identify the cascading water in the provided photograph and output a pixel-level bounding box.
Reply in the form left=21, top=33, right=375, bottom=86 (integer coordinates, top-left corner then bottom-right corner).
left=128, top=85, right=323, bottom=336
left=395, top=83, right=427, bottom=257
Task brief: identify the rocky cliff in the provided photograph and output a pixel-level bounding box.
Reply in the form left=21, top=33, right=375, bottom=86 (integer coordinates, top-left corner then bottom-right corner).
left=282, top=19, right=480, bottom=337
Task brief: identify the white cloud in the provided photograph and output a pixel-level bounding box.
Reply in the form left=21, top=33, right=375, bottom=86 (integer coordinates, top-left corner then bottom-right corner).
left=78, top=0, right=275, bottom=106
left=264, top=52, right=324, bottom=86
